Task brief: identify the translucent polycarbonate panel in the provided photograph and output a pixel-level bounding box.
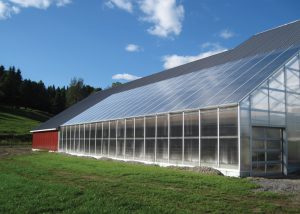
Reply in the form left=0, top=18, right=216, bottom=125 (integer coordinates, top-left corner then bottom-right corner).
left=251, top=84, right=269, bottom=125
left=135, top=118, right=144, bottom=138
left=79, top=124, right=84, bottom=139
left=269, top=68, right=284, bottom=90
left=75, top=124, right=80, bottom=138
left=184, top=139, right=199, bottom=165
left=75, top=138, right=80, bottom=152
left=145, top=140, right=155, bottom=161
left=286, top=69, right=300, bottom=93
left=96, top=122, right=102, bottom=139
left=84, top=125, right=90, bottom=154
left=90, top=124, right=96, bottom=154
left=125, top=139, right=134, bottom=159
left=201, top=109, right=217, bottom=137
left=156, top=139, right=168, bottom=162
left=219, top=138, right=238, bottom=169
left=102, top=140, right=109, bottom=156
left=145, top=117, right=155, bottom=138
left=184, top=111, right=199, bottom=137
left=63, top=47, right=300, bottom=127
left=134, top=139, right=144, bottom=160
left=220, top=47, right=300, bottom=105
left=96, top=138, right=101, bottom=155
left=286, top=55, right=299, bottom=71
left=64, top=126, right=69, bottom=151
left=79, top=124, right=84, bottom=153
left=170, top=113, right=183, bottom=137
left=157, top=115, right=168, bottom=138
left=80, top=138, right=85, bottom=153
left=126, top=119, right=134, bottom=138
left=117, top=119, right=125, bottom=138
left=110, top=121, right=116, bottom=138
left=287, top=92, right=300, bottom=164
left=116, top=140, right=124, bottom=157
left=109, top=138, right=116, bottom=156
left=286, top=56, right=300, bottom=166
left=60, top=127, right=65, bottom=151
left=169, top=139, right=182, bottom=164
left=269, top=90, right=285, bottom=112
left=103, top=122, right=109, bottom=138
left=219, top=107, right=238, bottom=136
left=90, top=138, right=95, bottom=155
left=201, top=138, right=217, bottom=166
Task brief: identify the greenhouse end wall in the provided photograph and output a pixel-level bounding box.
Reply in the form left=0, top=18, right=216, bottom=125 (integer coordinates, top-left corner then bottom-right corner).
left=59, top=106, right=240, bottom=176
left=240, top=53, right=300, bottom=176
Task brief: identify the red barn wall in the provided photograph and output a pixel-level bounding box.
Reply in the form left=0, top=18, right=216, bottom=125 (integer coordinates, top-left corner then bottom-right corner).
left=32, top=130, right=58, bottom=151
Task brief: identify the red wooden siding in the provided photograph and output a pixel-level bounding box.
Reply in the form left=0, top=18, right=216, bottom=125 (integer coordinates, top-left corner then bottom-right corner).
left=32, top=131, right=58, bottom=151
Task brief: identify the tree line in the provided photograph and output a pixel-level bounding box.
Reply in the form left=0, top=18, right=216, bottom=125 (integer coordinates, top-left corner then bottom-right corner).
left=0, top=65, right=103, bottom=114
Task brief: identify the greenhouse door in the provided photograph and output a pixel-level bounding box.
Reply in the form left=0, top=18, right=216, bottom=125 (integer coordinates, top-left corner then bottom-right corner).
left=251, top=127, right=283, bottom=176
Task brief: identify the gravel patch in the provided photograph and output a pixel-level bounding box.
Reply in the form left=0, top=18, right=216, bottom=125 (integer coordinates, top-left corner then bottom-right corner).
left=249, top=174, right=300, bottom=194
left=167, top=166, right=222, bottom=175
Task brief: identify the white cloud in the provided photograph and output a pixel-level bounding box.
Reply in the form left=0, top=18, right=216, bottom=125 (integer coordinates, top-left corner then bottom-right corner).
left=0, top=0, right=71, bottom=20
left=112, top=73, right=141, bottom=81
left=139, top=0, right=184, bottom=38
left=125, top=44, right=141, bottom=52
left=9, top=0, right=71, bottom=9
left=106, top=0, right=133, bottom=13
left=162, top=43, right=227, bottom=69
left=0, top=1, right=19, bottom=20
left=219, top=29, right=234, bottom=39
left=56, top=0, right=71, bottom=7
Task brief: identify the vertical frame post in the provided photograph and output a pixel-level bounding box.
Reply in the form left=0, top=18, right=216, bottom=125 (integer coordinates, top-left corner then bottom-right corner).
left=108, top=121, right=110, bottom=157
left=182, top=112, right=184, bottom=165
left=238, top=104, right=241, bottom=174
left=116, top=120, right=118, bottom=158
left=78, top=125, right=80, bottom=153
left=217, top=108, right=220, bottom=168
left=73, top=125, right=76, bottom=152
left=83, top=123, right=85, bottom=153
left=124, top=119, right=126, bottom=159
left=144, top=117, right=146, bottom=160
left=168, top=113, right=170, bottom=163
left=155, top=115, right=157, bottom=163
left=199, top=110, right=201, bottom=166
left=101, top=122, right=103, bottom=156
left=95, top=123, right=97, bottom=155
left=89, top=123, right=91, bottom=155
left=133, top=118, right=136, bottom=160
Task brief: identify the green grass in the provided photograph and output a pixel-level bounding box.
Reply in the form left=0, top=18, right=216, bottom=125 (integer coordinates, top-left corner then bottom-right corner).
left=0, top=152, right=299, bottom=213
left=0, top=105, right=51, bottom=136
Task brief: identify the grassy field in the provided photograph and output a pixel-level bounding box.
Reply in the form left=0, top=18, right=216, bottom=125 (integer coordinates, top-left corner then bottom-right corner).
left=0, top=105, right=51, bottom=144
left=0, top=152, right=299, bottom=213
left=0, top=105, right=51, bottom=135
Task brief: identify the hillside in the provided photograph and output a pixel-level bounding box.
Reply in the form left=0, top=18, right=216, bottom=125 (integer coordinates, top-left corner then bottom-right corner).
left=0, top=106, right=51, bottom=142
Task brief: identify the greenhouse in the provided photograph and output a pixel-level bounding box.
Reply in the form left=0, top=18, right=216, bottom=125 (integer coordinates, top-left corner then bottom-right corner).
left=31, top=20, right=300, bottom=177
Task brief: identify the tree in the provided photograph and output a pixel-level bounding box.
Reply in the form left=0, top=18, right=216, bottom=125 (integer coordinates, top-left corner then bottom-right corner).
left=111, top=82, right=122, bottom=88
left=66, top=78, right=85, bottom=107
left=1, top=66, right=22, bottom=106
left=0, top=66, right=5, bottom=99
left=66, top=77, right=101, bottom=107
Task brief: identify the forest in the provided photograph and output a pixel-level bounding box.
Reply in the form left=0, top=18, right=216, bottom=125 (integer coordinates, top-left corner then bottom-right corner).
left=0, top=65, right=103, bottom=114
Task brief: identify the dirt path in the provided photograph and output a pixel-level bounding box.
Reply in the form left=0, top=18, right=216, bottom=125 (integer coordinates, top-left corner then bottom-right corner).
left=0, top=145, right=32, bottom=158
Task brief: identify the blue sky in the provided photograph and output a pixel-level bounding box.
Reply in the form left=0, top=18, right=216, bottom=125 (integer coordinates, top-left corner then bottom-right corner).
left=0, top=0, right=299, bottom=88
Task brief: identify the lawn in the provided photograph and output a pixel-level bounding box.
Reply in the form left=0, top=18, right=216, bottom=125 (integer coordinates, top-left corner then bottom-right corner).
left=0, top=152, right=299, bottom=213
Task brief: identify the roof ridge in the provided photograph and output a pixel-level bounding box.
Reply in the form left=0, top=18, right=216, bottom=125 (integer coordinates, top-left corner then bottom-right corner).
left=254, top=19, right=300, bottom=36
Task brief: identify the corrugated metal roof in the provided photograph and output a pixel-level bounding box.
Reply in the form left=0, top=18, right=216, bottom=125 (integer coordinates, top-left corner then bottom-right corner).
left=32, top=20, right=300, bottom=131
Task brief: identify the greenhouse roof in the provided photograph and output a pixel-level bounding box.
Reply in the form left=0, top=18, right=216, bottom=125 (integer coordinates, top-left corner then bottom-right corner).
left=32, top=20, right=300, bottom=131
